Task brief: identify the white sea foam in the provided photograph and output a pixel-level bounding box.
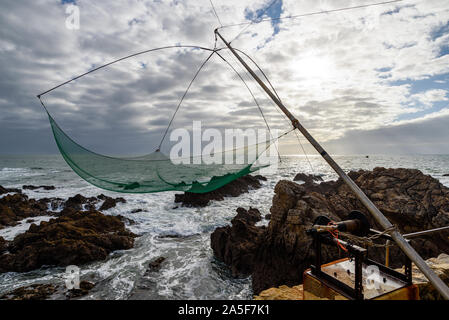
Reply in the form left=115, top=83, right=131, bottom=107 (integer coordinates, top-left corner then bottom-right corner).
left=0, top=154, right=448, bottom=299
left=0, top=216, right=53, bottom=241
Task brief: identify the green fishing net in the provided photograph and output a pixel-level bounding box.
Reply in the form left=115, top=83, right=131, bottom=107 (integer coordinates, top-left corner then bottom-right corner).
left=48, top=112, right=274, bottom=194
left=39, top=45, right=286, bottom=194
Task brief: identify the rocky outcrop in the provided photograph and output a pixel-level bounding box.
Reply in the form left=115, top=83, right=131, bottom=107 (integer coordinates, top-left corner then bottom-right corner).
left=98, top=194, right=126, bottom=211
left=148, top=257, right=166, bottom=272
left=232, top=207, right=262, bottom=225
left=63, top=194, right=97, bottom=211
left=63, top=194, right=126, bottom=212
left=0, top=186, right=21, bottom=195
left=0, top=236, right=6, bottom=254
left=211, top=207, right=265, bottom=277
left=0, top=284, right=58, bottom=300
left=254, top=285, right=303, bottom=300
left=396, top=253, right=449, bottom=300
left=22, top=185, right=56, bottom=191
left=66, top=281, right=96, bottom=299
left=0, top=193, right=49, bottom=229
left=211, top=168, right=449, bottom=294
left=293, top=173, right=323, bottom=184
left=0, top=280, right=96, bottom=300
left=0, top=210, right=136, bottom=273
left=175, top=175, right=266, bottom=207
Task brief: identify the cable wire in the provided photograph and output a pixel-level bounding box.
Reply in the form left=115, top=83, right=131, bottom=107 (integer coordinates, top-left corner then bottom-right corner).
left=209, top=0, right=223, bottom=27
left=219, top=0, right=403, bottom=30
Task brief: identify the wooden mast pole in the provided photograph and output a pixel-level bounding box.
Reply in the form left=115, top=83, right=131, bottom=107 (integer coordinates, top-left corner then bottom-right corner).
left=215, top=29, right=449, bottom=300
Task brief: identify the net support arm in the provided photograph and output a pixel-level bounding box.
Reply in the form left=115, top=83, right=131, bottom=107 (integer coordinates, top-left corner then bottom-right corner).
left=214, top=29, right=449, bottom=300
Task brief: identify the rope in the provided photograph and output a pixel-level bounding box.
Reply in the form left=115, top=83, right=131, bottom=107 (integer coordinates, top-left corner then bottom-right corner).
left=338, top=225, right=398, bottom=248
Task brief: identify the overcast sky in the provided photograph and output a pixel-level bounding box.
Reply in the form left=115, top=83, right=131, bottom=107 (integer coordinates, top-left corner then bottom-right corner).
left=1, top=0, right=448, bottom=155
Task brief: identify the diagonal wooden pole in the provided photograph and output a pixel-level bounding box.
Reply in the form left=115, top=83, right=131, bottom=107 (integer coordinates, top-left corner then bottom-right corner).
left=215, top=29, right=449, bottom=300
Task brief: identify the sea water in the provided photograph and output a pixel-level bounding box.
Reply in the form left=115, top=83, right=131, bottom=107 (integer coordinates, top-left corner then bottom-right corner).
left=0, top=154, right=448, bottom=299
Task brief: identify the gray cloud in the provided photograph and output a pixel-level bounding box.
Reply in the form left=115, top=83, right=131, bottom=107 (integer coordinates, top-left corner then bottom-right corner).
left=0, top=0, right=448, bottom=156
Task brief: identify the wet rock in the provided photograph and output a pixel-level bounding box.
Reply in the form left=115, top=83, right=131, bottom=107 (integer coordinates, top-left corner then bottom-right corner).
left=1, top=280, right=96, bottom=300
left=0, top=236, right=7, bottom=254
left=63, top=194, right=126, bottom=211
left=98, top=194, right=126, bottom=211
left=157, top=233, right=199, bottom=240
left=0, top=284, right=57, bottom=300
left=64, top=194, right=97, bottom=211
left=211, top=207, right=265, bottom=277
left=22, top=185, right=56, bottom=191
left=293, top=173, right=323, bottom=184
left=66, top=281, right=95, bottom=299
left=211, top=168, right=449, bottom=294
left=265, top=214, right=271, bottom=220
left=38, top=197, right=64, bottom=212
left=0, top=185, right=22, bottom=195
left=443, top=174, right=449, bottom=177
left=0, top=210, right=136, bottom=273
left=232, top=207, right=261, bottom=225
left=175, top=175, right=266, bottom=207
left=148, top=257, right=166, bottom=272
left=0, top=193, right=50, bottom=228
left=131, top=209, right=143, bottom=214
left=254, top=285, right=303, bottom=300
left=116, top=215, right=136, bottom=225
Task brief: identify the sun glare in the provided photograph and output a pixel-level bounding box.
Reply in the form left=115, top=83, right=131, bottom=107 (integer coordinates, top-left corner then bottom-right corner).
left=294, top=55, right=333, bottom=80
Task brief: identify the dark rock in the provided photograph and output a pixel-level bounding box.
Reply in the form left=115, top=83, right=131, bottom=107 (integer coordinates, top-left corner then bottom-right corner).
left=0, top=185, right=22, bottom=195
left=293, top=173, right=323, bottom=184
left=211, top=168, right=449, bottom=294
left=131, top=209, right=143, bottom=214
left=66, top=281, right=95, bottom=299
left=148, top=257, right=166, bottom=272
left=443, top=174, right=449, bottom=177
left=0, top=193, right=49, bottom=228
left=99, top=195, right=126, bottom=211
left=22, top=185, right=56, bottom=191
left=0, top=236, right=7, bottom=254
left=0, top=210, right=136, bottom=273
left=116, top=215, right=136, bottom=225
left=0, top=284, right=57, bottom=300
left=64, top=194, right=96, bottom=211
left=175, top=175, right=266, bottom=207
left=265, top=214, right=271, bottom=220
left=211, top=207, right=266, bottom=277
left=63, top=194, right=126, bottom=212
left=1, top=280, right=96, bottom=300
left=40, top=197, right=65, bottom=211
left=232, top=207, right=261, bottom=225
